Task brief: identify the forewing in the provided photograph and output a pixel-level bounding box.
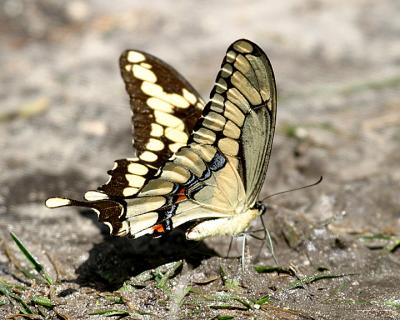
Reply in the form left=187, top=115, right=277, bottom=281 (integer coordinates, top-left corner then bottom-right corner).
left=189, top=39, right=277, bottom=207
left=92, top=50, right=205, bottom=199
left=120, top=50, right=204, bottom=166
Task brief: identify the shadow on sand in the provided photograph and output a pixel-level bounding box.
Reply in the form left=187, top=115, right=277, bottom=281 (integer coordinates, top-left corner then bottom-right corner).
left=75, top=209, right=218, bottom=290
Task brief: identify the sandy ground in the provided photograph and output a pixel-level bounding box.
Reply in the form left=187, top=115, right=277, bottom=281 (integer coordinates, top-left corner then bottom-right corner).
left=1, top=1, right=399, bottom=319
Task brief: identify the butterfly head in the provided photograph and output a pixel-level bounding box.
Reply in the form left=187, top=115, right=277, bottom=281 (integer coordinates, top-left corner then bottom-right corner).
left=254, top=201, right=267, bottom=216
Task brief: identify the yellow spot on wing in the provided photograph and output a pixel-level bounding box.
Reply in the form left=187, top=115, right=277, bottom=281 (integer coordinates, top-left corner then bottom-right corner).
left=140, top=62, right=152, bottom=69
left=190, top=143, right=216, bottom=162
left=146, top=138, right=164, bottom=151
left=165, top=127, right=188, bottom=143
left=203, top=111, right=226, bottom=131
left=218, top=137, right=239, bottom=156
left=169, top=142, right=184, bottom=153
left=210, top=102, right=224, bottom=113
left=221, top=63, right=233, bottom=78
left=154, top=110, right=184, bottom=129
left=224, top=100, right=245, bottom=127
left=150, top=123, right=164, bottom=137
left=166, top=93, right=190, bottom=109
left=193, top=127, right=216, bottom=145
left=126, top=174, right=146, bottom=188
left=147, top=97, right=174, bottom=113
left=226, top=50, right=237, bottom=63
left=227, top=88, right=250, bottom=113
left=161, top=162, right=190, bottom=184
left=123, top=187, right=139, bottom=197
left=215, top=78, right=228, bottom=93
left=141, top=81, right=163, bottom=96
left=223, top=120, right=241, bottom=139
left=211, top=93, right=224, bottom=106
left=234, top=54, right=252, bottom=75
left=128, top=163, right=149, bottom=175
left=196, top=102, right=204, bottom=110
left=127, top=51, right=146, bottom=63
left=84, top=191, right=109, bottom=201
left=141, top=82, right=189, bottom=109
left=231, top=71, right=261, bottom=105
left=45, top=198, right=71, bottom=208
left=182, top=88, right=197, bottom=104
left=132, top=64, right=157, bottom=83
left=139, top=151, right=158, bottom=162
left=233, top=40, right=254, bottom=53
left=175, top=148, right=206, bottom=177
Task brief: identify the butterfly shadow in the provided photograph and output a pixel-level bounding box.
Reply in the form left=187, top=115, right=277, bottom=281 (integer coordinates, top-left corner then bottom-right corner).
left=75, top=209, right=218, bottom=290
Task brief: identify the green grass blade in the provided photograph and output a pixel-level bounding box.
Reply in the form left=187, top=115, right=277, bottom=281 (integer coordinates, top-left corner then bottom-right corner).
left=254, top=294, right=270, bottom=306
left=155, top=260, right=183, bottom=289
left=0, top=281, right=12, bottom=296
left=387, top=239, right=400, bottom=252
left=214, top=316, right=234, bottom=320
left=10, top=232, right=53, bottom=285
left=255, top=265, right=295, bottom=276
left=288, top=273, right=351, bottom=290
left=32, top=296, right=54, bottom=308
left=89, top=309, right=130, bottom=316
left=384, top=299, right=400, bottom=309
left=10, top=292, right=34, bottom=314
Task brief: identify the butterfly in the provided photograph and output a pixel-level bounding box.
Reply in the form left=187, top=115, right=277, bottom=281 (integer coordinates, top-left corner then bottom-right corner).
left=46, top=39, right=277, bottom=241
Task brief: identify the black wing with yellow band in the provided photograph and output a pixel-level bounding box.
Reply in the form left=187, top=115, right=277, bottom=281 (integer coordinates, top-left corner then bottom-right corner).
left=120, top=50, right=204, bottom=164
left=85, top=50, right=206, bottom=200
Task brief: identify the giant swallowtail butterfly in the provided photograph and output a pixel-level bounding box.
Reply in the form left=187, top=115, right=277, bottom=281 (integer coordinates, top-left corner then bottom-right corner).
left=46, top=39, right=277, bottom=240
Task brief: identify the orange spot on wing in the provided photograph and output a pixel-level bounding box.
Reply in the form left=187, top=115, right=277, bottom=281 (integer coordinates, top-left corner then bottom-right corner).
left=177, top=186, right=187, bottom=203
left=153, top=224, right=165, bottom=233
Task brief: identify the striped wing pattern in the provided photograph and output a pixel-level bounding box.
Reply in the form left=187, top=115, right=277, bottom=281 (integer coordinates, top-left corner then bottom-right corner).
left=92, top=50, right=205, bottom=199
left=120, top=50, right=204, bottom=165
left=46, top=39, right=276, bottom=240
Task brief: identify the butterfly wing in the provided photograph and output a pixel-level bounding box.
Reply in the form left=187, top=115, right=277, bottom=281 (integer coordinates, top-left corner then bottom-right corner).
left=183, top=39, right=277, bottom=239
left=221, top=40, right=277, bottom=207
left=46, top=50, right=205, bottom=233
left=86, top=51, right=205, bottom=199
left=92, top=39, right=277, bottom=239
left=46, top=39, right=277, bottom=240
left=120, top=50, right=204, bottom=165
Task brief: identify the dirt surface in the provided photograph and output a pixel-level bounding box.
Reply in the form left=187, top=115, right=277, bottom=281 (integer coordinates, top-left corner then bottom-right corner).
left=1, top=1, right=400, bottom=319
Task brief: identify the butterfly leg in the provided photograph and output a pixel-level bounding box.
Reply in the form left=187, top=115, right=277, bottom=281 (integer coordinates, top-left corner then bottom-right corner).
left=255, top=215, right=278, bottom=264
left=225, top=236, right=234, bottom=258
left=240, top=233, right=247, bottom=271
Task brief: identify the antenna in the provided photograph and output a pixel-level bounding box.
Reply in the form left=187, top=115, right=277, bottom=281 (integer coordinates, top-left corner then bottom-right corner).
left=260, top=176, right=323, bottom=202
